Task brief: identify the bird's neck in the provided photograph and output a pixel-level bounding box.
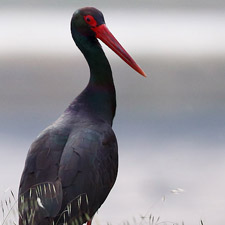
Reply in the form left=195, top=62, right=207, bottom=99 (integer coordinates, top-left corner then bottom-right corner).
left=69, top=29, right=116, bottom=125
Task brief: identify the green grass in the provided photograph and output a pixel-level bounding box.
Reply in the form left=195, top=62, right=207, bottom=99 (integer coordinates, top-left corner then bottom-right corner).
left=0, top=188, right=205, bottom=225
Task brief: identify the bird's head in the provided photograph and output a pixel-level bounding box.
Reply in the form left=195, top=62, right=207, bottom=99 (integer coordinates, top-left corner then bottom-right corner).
left=71, top=7, right=146, bottom=77
left=71, top=7, right=105, bottom=37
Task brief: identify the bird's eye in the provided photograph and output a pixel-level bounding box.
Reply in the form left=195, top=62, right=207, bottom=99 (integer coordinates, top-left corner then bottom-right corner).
left=84, top=15, right=97, bottom=27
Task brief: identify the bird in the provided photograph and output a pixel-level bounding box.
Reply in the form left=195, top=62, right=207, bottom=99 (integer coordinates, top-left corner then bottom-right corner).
left=18, top=7, right=146, bottom=225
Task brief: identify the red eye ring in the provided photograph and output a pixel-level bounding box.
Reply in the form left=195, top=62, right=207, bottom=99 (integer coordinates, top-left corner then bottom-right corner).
left=84, top=15, right=97, bottom=27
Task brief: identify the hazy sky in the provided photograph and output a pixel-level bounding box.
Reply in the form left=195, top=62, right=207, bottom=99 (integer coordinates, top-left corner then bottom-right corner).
left=1, top=0, right=225, bottom=9
left=1, top=9, right=225, bottom=56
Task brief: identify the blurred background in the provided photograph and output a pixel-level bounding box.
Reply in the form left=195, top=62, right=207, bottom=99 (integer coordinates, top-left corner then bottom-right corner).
left=1, top=0, right=225, bottom=224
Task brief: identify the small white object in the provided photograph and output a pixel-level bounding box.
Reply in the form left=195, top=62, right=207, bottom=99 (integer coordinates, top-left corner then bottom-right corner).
left=37, top=197, right=45, bottom=209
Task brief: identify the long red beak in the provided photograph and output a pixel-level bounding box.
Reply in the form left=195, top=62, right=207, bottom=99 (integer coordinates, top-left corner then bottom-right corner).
left=92, top=24, right=147, bottom=77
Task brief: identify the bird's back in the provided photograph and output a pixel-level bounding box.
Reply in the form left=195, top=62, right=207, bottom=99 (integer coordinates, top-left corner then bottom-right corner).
left=18, top=112, right=118, bottom=225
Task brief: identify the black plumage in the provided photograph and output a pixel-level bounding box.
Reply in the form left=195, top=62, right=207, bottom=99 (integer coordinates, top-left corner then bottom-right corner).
left=18, top=7, right=145, bottom=225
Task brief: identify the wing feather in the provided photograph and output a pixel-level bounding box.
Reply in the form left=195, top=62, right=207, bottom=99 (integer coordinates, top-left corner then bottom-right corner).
left=58, top=122, right=118, bottom=223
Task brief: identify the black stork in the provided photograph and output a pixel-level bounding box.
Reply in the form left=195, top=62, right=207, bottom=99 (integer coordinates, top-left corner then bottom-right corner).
left=18, top=7, right=146, bottom=225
